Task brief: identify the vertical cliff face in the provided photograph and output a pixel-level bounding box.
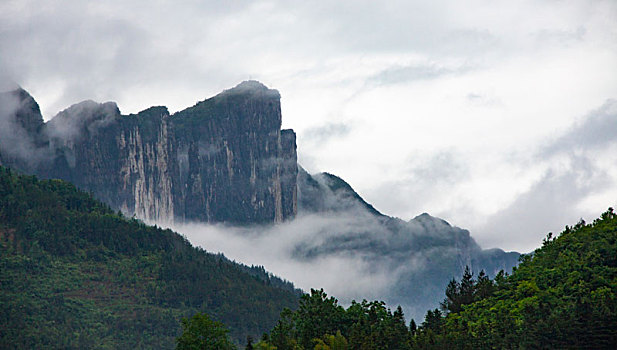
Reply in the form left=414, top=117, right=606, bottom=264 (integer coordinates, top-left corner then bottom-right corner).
left=280, top=129, right=298, bottom=219
left=171, top=81, right=297, bottom=224
left=116, top=107, right=176, bottom=223
left=0, top=81, right=298, bottom=224
left=45, top=103, right=176, bottom=223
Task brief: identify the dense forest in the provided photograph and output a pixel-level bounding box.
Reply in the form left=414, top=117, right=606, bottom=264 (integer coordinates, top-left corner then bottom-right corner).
left=250, top=208, right=617, bottom=349
left=0, top=166, right=300, bottom=348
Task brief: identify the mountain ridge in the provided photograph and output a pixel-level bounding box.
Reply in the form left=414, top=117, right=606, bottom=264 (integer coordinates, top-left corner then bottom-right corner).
left=0, top=81, right=297, bottom=224
left=293, top=167, right=519, bottom=319
left=0, top=81, right=519, bottom=320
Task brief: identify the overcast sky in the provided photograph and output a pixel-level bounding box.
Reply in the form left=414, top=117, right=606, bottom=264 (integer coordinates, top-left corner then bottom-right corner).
left=1, top=0, right=616, bottom=252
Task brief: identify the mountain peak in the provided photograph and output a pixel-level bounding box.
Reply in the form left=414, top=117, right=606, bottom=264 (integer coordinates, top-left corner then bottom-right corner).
left=59, top=100, right=120, bottom=116
left=235, top=80, right=269, bottom=90
left=0, top=86, right=44, bottom=134
left=48, top=100, right=120, bottom=140
left=411, top=212, right=452, bottom=227
left=220, top=80, right=280, bottom=99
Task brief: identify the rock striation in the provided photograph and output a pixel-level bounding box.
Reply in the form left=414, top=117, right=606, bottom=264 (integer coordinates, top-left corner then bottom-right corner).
left=0, top=81, right=297, bottom=224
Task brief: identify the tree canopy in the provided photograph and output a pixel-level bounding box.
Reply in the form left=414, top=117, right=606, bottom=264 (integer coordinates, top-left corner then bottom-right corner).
left=256, top=208, right=617, bottom=349
left=176, top=313, right=236, bottom=350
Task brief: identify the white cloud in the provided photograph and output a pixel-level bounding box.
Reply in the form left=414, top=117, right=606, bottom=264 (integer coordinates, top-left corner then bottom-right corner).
left=171, top=213, right=400, bottom=302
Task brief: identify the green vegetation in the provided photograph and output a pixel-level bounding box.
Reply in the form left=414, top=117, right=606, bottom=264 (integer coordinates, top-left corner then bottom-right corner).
left=420, top=209, right=617, bottom=349
left=176, top=312, right=235, bottom=350
left=2, top=162, right=616, bottom=349
left=254, top=289, right=413, bottom=349
left=256, top=208, right=617, bottom=349
left=0, top=166, right=299, bottom=349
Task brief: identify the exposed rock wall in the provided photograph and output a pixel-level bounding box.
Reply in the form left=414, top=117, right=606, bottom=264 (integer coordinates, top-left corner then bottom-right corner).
left=116, top=107, right=175, bottom=223
left=280, top=129, right=298, bottom=219
left=43, top=103, right=177, bottom=224
left=0, top=81, right=298, bottom=224
left=171, top=81, right=298, bottom=224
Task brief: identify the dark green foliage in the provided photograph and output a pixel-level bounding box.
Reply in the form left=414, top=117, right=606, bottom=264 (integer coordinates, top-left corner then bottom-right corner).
left=294, top=289, right=347, bottom=349
left=440, top=266, right=488, bottom=315
left=259, top=289, right=415, bottom=350
left=473, top=270, right=493, bottom=300
left=412, top=208, right=617, bottom=349
left=241, top=264, right=303, bottom=296
left=421, top=309, right=444, bottom=334
left=409, top=319, right=417, bottom=336
left=0, top=166, right=299, bottom=348
left=245, top=336, right=254, bottom=350
left=176, top=312, right=236, bottom=350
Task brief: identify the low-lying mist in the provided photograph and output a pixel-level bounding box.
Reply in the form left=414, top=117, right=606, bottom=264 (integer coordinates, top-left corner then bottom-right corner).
left=164, top=202, right=517, bottom=322
left=170, top=212, right=400, bottom=304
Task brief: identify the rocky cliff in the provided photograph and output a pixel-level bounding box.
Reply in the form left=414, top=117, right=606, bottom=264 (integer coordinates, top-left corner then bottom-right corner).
left=171, top=81, right=297, bottom=224
left=0, top=81, right=297, bottom=224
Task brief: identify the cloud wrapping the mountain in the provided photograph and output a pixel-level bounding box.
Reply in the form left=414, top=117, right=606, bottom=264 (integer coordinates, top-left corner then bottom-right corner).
left=1, top=0, right=616, bottom=253
left=0, top=89, right=51, bottom=168
left=171, top=212, right=400, bottom=305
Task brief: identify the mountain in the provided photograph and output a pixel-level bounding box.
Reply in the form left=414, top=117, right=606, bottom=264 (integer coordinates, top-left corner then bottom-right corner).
left=0, top=81, right=519, bottom=320
left=0, top=166, right=300, bottom=348
left=0, top=81, right=297, bottom=224
left=0, top=87, right=48, bottom=171
left=296, top=167, right=520, bottom=318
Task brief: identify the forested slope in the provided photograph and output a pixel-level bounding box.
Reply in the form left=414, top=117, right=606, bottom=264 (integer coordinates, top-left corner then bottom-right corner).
left=424, top=209, right=617, bottom=349
left=255, top=208, right=617, bottom=349
left=0, top=166, right=300, bottom=349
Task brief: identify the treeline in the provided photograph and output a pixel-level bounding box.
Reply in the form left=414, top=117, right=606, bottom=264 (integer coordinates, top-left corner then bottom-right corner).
left=254, top=289, right=412, bottom=349
left=0, top=166, right=299, bottom=348
left=252, top=208, right=617, bottom=349
left=240, top=264, right=304, bottom=297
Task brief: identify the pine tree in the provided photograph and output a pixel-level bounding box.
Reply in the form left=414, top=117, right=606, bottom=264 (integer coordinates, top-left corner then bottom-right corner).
left=409, top=319, right=417, bottom=336
left=474, top=269, right=494, bottom=301
left=459, top=266, right=475, bottom=306
left=441, top=278, right=461, bottom=313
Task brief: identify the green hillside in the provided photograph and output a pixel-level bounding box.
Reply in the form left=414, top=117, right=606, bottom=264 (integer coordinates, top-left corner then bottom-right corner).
left=423, top=209, right=617, bottom=349
left=255, top=208, right=617, bottom=349
left=0, top=166, right=299, bottom=349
